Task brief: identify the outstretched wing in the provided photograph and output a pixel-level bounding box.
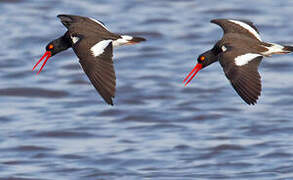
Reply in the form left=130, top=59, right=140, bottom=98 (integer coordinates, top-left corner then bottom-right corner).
left=219, top=46, right=263, bottom=105
left=72, top=35, right=116, bottom=105
left=57, top=14, right=120, bottom=39
left=211, top=19, right=261, bottom=41
left=56, top=14, right=118, bottom=105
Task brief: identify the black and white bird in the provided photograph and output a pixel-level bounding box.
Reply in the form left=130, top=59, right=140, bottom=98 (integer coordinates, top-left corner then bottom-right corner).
left=33, top=14, right=146, bottom=105
left=184, top=19, right=293, bottom=105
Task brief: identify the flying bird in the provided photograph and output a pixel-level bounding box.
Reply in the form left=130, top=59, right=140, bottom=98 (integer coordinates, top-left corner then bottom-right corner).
left=33, top=14, right=146, bottom=105
left=184, top=19, right=293, bottom=105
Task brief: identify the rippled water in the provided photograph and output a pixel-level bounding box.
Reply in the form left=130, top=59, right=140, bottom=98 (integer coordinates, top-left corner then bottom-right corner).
left=1, top=0, right=293, bottom=179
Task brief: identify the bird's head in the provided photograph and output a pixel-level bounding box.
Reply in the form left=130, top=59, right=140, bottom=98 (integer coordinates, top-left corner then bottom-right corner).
left=32, top=33, right=71, bottom=74
left=44, top=39, right=60, bottom=56
left=183, top=49, right=219, bottom=86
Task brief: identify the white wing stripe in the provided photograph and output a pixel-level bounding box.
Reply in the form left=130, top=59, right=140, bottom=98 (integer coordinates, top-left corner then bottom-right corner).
left=235, top=53, right=262, bottom=66
left=90, top=40, right=112, bottom=57
left=89, top=18, right=109, bottom=31
left=228, top=20, right=261, bottom=41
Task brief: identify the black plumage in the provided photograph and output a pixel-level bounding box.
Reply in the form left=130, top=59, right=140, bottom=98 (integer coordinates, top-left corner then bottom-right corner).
left=184, top=18, right=293, bottom=105
left=33, top=14, right=146, bottom=105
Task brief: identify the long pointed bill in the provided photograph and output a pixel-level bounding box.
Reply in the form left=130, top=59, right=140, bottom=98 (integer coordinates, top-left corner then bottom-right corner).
left=32, top=51, right=52, bottom=75
left=183, top=63, right=202, bottom=86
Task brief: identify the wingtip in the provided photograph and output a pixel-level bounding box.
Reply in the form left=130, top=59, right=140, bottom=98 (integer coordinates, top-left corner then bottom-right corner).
left=238, top=95, right=258, bottom=106
left=57, top=14, right=74, bottom=17
left=210, top=19, right=216, bottom=23
left=57, top=14, right=68, bottom=19
left=105, top=98, right=114, bottom=106
left=57, top=14, right=75, bottom=28
left=210, top=19, right=221, bottom=24
left=242, top=92, right=259, bottom=106
left=247, top=100, right=257, bottom=106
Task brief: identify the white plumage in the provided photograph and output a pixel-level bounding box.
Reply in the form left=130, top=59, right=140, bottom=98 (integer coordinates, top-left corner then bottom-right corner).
left=112, top=35, right=133, bottom=47
left=234, top=53, right=262, bottom=66
left=90, top=40, right=112, bottom=57
left=228, top=20, right=262, bottom=41
left=89, top=18, right=109, bottom=31
left=71, top=36, right=79, bottom=44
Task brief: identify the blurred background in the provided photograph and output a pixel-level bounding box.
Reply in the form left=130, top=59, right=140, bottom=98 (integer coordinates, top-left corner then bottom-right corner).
left=1, top=0, right=293, bottom=179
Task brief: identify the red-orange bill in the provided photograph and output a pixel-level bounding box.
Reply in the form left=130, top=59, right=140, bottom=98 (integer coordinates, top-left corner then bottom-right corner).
left=32, top=51, right=51, bottom=75
left=183, top=63, right=202, bottom=86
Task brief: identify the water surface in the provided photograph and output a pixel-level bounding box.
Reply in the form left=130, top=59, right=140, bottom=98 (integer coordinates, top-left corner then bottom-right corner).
left=1, top=0, right=293, bottom=179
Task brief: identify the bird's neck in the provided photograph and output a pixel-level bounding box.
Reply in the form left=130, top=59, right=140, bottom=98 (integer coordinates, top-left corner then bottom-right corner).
left=55, top=31, right=71, bottom=53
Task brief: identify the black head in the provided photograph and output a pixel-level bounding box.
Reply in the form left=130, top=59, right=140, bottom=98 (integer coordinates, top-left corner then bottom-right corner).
left=45, top=33, right=71, bottom=56
left=44, top=41, right=57, bottom=56
left=183, top=44, right=221, bottom=86
left=196, top=48, right=219, bottom=69
left=33, top=32, right=71, bottom=74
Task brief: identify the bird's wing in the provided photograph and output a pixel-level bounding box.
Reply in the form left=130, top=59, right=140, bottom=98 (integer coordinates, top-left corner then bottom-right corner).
left=211, top=19, right=261, bottom=41
left=219, top=45, right=263, bottom=105
left=69, top=31, right=116, bottom=105
left=57, top=14, right=120, bottom=39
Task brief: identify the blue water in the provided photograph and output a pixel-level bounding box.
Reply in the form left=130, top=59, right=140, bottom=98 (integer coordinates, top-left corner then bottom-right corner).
left=1, top=0, right=293, bottom=179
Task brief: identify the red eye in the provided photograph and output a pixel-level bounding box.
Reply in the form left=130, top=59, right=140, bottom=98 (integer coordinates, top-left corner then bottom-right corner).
left=200, top=56, right=205, bottom=61
left=48, top=44, right=54, bottom=49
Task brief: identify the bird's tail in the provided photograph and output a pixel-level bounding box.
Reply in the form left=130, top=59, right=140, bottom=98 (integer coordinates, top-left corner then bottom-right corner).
left=262, top=43, right=293, bottom=56
left=113, top=35, right=146, bottom=47
left=283, top=45, right=293, bottom=52
left=128, top=36, right=146, bottom=44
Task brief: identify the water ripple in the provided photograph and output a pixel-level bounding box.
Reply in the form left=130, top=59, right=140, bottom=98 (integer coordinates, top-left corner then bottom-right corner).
left=1, top=0, right=293, bottom=179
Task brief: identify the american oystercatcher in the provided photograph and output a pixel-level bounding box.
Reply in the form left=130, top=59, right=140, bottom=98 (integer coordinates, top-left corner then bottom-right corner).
left=33, top=14, right=146, bottom=105
left=184, top=19, right=293, bottom=105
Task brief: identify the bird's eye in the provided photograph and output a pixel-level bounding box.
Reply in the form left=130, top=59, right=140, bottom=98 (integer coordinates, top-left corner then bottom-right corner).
left=200, top=56, right=205, bottom=61
left=48, top=44, right=54, bottom=50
